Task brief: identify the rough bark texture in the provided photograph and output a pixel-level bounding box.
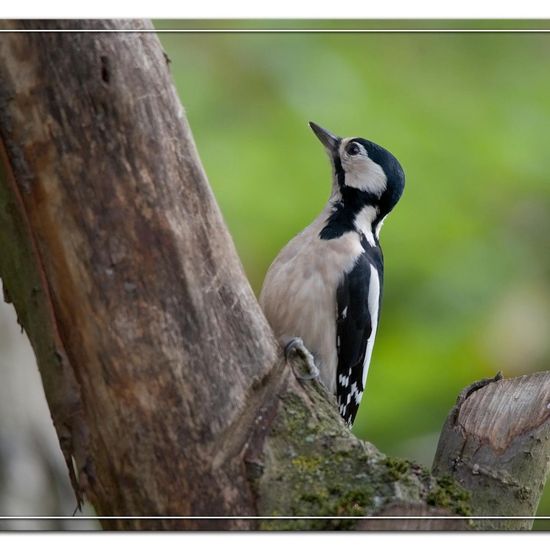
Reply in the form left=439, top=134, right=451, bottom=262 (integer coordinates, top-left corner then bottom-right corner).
left=433, top=372, right=550, bottom=530
left=0, top=293, right=99, bottom=530
left=246, top=375, right=471, bottom=530
left=0, top=19, right=280, bottom=528
left=0, top=19, right=547, bottom=531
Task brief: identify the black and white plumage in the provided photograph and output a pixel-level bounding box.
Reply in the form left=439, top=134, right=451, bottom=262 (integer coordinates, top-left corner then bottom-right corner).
left=259, top=122, right=405, bottom=426
left=334, top=239, right=383, bottom=424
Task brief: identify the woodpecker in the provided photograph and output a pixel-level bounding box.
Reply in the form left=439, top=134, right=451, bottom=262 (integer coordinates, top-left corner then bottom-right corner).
left=259, top=122, right=405, bottom=426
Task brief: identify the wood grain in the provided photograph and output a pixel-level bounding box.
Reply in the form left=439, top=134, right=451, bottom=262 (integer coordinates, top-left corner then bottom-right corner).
left=433, top=372, right=550, bottom=530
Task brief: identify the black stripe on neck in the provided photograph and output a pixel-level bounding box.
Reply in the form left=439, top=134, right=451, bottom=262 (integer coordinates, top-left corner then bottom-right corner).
left=333, top=154, right=346, bottom=190
left=319, top=187, right=379, bottom=241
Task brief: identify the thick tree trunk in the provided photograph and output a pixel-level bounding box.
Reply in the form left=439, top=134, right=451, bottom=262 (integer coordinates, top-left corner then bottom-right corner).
left=0, top=19, right=280, bottom=529
left=0, top=20, right=547, bottom=530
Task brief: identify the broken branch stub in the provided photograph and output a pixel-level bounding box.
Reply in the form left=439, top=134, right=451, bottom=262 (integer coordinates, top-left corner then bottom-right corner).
left=433, top=371, right=550, bottom=530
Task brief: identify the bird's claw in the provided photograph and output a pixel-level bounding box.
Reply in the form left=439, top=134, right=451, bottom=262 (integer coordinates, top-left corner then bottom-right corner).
left=284, top=337, right=320, bottom=381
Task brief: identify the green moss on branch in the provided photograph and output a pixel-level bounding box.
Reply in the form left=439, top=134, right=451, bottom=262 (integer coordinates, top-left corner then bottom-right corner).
left=246, top=378, right=471, bottom=530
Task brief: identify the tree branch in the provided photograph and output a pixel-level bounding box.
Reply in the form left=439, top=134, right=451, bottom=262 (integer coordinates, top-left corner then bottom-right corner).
left=0, top=19, right=547, bottom=531
left=433, top=371, right=550, bottom=530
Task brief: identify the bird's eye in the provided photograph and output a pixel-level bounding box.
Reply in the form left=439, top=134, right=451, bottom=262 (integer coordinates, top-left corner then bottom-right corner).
left=346, top=142, right=361, bottom=156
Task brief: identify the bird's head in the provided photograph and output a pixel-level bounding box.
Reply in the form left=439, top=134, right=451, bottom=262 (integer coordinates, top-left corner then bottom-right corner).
left=309, top=121, right=405, bottom=221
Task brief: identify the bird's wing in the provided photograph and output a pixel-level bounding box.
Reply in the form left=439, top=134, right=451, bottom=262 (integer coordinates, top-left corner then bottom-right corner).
left=335, top=251, right=381, bottom=426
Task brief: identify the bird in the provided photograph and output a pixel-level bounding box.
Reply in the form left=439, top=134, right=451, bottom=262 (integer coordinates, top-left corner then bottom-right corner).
left=259, top=122, right=405, bottom=426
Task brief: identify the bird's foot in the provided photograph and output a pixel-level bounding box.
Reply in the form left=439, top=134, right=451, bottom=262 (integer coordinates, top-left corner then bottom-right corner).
left=284, top=337, right=320, bottom=381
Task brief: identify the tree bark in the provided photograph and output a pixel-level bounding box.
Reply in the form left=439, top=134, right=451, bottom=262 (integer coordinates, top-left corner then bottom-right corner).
left=0, top=19, right=547, bottom=530
left=0, top=19, right=280, bottom=528
left=433, top=371, right=550, bottom=530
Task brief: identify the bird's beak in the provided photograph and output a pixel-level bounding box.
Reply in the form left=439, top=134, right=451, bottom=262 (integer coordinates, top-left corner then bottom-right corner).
left=309, top=121, right=340, bottom=152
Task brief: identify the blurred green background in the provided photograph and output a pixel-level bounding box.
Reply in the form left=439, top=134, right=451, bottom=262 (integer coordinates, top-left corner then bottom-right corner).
left=157, top=26, right=550, bottom=517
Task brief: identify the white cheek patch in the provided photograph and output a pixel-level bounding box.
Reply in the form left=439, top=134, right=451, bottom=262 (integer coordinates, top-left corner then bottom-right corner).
left=339, top=139, right=387, bottom=195
left=345, top=158, right=387, bottom=194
